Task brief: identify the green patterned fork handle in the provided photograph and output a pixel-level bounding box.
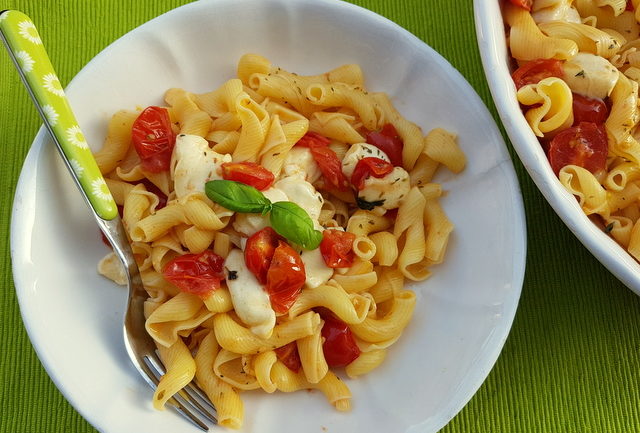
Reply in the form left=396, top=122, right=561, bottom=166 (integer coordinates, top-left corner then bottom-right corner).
left=0, top=10, right=118, bottom=220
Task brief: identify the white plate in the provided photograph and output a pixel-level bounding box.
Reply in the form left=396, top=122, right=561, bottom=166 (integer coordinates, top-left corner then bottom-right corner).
left=11, top=0, right=526, bottom=432
left=474, top=1, right=640, bottom=294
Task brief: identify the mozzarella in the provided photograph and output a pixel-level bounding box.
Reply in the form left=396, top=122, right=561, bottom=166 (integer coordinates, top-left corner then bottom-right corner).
left=171, top=134, right=231, bottom=200
left=282, top=147, right=322, bottom=184
left=341, top=143, right=390, bottom=179
left=224, top=249, right=275, bottom=339
left=563, top=53, right=619, bottom=100
left=359, top=166, right=410, bottom=210
left=232, top=187, right=289, bottom=236
left=274, top=176, right=324, bottom=226
left=532, top=2, right=581, bottom=24
left=300, top=248, right=333, bottom=288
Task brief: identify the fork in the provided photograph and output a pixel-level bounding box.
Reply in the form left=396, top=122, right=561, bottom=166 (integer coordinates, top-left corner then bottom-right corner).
left=0, top=10, right=217, bottom=431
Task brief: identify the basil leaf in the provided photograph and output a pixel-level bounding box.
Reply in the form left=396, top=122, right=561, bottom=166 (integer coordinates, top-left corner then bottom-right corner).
left=270, top=201, right=323, bottom=250
left=205, top=180, right=272, bottom=214
left=356, top=196, right=385, bottom=211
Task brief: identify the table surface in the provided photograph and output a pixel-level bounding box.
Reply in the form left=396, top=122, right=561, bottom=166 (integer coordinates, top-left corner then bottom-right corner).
left=2, top=1, right=640, bottom=432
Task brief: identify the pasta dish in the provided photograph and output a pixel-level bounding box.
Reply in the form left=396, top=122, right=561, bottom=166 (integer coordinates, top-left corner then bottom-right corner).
left=94, top=54, right=465, bottom=429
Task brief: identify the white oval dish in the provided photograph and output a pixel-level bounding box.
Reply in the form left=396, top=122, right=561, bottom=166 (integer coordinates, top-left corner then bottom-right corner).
left=11, top=0, right=526, bottom=432
left=474, top=1, right=640, bottom=293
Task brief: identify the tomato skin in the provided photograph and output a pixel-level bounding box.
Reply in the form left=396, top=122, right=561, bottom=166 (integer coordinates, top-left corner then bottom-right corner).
left=131, top=106, right=176, bottom=173
left=274, top=342, right=302, bottom=373
left=320, top=229, right=356, bottom=268
left=296, top=132, right=350, bottom=191
left=548, top=122, right=608, bottom=175
left=163, top=250, right=225, bottom=298
left=351, top=157, right=394, bottom=190
left=320, top=312, right=360, bottom=367
left=511, top=59, right=563, bottom=89
left=244, top=227, right=282, bottom=284
left=507, top=0, right=533, bottom=11
left=221, top=162, right=275, bottom=191
left=265, top=241, right=306, bottom=314
left=366, top=123, right=404, bottom=166
left=572, top=93, right=608, bottom=126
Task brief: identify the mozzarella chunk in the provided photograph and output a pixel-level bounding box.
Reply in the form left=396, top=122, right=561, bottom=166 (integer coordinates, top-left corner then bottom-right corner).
left=232, top=187, right=289, bottom=236
left=171, top=134, right=231, bottom=200
left=224, top=249, right=275, bottom=339
left=300, top=248, right=333, bottom=288
left=532, top=2, right=581, bottom=24
left=563, top=53, right=619, bottom=100
left=274, top=176, right=324, bottom=225
left=359, top=166, right=410, bottom=210
left=282, top=147, right=322, bottom=184
left=342, top=143, right=390, bottom=179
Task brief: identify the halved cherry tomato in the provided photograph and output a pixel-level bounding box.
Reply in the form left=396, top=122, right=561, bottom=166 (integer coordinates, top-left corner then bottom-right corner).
left=511, top=59, right=563, bottom=89
left=366, top=123, right=404, bottom=166
left=296, top=132, right=350, bottom=191
left=131, top=106, right=176, bottom=173
left=548, top=122, right=608, bottom=175
left=320, top=229, right=356, bottom=268
left=508, top=0, right=533, bottom=11
left=351, top=157, right=394, bottom=190
left=319, top=311, right=360, bottom=367
left=274, top=342, right=302, bottom=373
left=266, top=241, right=306, bottom=314
left=163, top=250, right=225, bottom=298
left=244, top=227, right=282, bottom=284
left=572, top=93, right=608, bottom=126
left=221, top=162, right=275, bottom=191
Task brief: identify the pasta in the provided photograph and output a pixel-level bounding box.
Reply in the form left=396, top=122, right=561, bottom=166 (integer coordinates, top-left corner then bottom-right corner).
left=505, top=0, right=640, bottom=262
left=95, top=54, right=465, bottom=428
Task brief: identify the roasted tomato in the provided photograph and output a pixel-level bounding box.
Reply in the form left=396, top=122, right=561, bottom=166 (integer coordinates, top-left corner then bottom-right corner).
left=507, top=0, right=533, bottom=11
left=296, top=132, right=350, bottom=191
left=163, top=250, right=225, bottom=298
left=366, top=123, right=404, bottom=166
left=221, top=161, right=275, bottom=191
left=511, top=59, right=564, bottom=89
left=572, top=93, right=608, bottom=126
left=548, top=122, right=608, bottom=175
left=265, top=241, right=306, bottom=314
left=274, top=342, right=302, bottom=373
left=131, top=106, right=176, bottom=173
left=244, top=227, right=282, bottom=284
left=350, top=157, right=394, bottom=190
left=320, top=229, right=356, bottom=268
left=320, top=311, right=360, bottom=367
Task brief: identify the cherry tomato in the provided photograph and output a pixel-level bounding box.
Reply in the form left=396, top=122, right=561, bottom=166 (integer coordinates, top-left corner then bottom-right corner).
left=221, top=162, right=275, bottom=191
left=244, top=227, right=282, bottom=284
left=320, top=311, right=360, bottom=367
left=163, top=250, right=225, bottom=298
left=572, top=93, right=608, bottom=126
left=274, top=342, right=302, bottom=373
left=507, top=0, right=533, bottom=11
left=627, top=0, right=634, bottom=11
left=366, top=123, right=404, bottom=166
left=548, top=122, right=608, bottom=175
left=266, top=241, right=306, bottom=314
left=511, top=59, right=563, bottom=89
left=131, top=106, right=176, bottom=173
left=384, top=208, right=398, bottom=220
left=296, top=132, right=350, bottom=191
left=320, top=229, right=356, bottom=268
left=351, top=157, right=394, bottom=190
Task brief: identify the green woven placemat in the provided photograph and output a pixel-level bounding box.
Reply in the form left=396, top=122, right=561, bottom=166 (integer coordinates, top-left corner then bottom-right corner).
left=2, top=1, right=640, bottom=432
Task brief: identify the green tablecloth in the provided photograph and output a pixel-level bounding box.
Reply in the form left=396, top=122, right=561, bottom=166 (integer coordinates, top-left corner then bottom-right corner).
left=2, top=0, right=640, bottom=432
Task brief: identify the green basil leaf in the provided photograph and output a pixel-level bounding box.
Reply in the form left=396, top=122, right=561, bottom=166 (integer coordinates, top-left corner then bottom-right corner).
left=205, top=180, right=272, bottom=214
left=356, top=196, right=385, bottom=211
left=270, top=201, right=323, bottom=250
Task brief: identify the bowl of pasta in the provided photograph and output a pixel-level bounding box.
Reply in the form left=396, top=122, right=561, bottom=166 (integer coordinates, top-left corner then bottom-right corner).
left=476, top=0, right=640, bottom=293
left=10, top=0, right=525, bottom=432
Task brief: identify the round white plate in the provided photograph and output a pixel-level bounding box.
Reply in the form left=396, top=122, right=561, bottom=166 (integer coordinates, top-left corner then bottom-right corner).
left=11, top=0, right=526, bottom=432
left=474, top=1, right=640, bottom=294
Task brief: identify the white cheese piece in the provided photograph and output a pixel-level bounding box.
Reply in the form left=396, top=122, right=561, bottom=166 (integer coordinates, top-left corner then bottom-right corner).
left=282, top=147, right=322, bottom=184
left=274, top=176, right=324, bottom=226
left=224, top=249, right=275, bottom=339
left=171, top=134, right=232, bottom=200
left=232, top=187, right=289, bottom=236
left=300, top=248, right=333, bottom=289
left=359, top=166, right=410, bottom=210
left=341, top=142, right=390, bottom=179
left=563, top=53, right=619, bottom=100
left=532, top=2, right=581, bottom=24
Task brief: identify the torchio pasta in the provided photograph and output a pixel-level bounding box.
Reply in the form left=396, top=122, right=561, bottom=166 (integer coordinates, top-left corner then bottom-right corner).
left=95, top=54, right=465, bottom=429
